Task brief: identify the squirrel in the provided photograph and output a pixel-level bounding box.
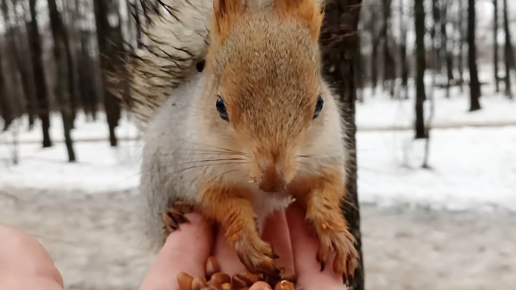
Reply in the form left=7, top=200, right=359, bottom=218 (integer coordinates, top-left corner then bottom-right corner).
left=132, top=0, right=358, bottom=282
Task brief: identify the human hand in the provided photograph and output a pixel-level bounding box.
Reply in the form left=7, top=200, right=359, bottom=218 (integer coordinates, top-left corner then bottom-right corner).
left=0, top=204, right=348, bottom=290
left=140, top=204, right=347, bottom=290
left=0, top=226, right=64, bottom=290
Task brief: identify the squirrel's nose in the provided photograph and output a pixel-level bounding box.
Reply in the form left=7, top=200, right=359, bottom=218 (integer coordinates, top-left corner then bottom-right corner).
left=258, top=165, right=286, bottom=193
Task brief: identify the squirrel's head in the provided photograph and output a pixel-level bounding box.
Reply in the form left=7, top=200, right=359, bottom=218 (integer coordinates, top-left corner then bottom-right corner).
left=201, top=0, right=327, bottom=192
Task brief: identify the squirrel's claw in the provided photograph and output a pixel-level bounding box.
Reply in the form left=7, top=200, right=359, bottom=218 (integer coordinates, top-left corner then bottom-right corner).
left=234, top=235, right=278, bottom=277
left=160, top=200, right=194, bottom=243
left=314, top=228, right=358, bottom=281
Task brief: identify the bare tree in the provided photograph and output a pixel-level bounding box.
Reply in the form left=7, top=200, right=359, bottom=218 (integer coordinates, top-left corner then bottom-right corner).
left=0, top=53, right=14, bottom=131
left=28, top=0, right=52, bottom=147
left=47, top=0, right=77, bottom=162
left=2, top=0, right=37, bottom=128
left=458, top=0, right=465, bottom=93
left=369, top=6, right=380, bottom=95
left=398, top=0, right=409, bottom=100
left=468, top=0, right=481, bottom=111
left=320, top=0, right=364, bottom=289
left=381, top=0, right=395, bottom=96
left=494, top=0, right=500, bottom=92
left=503, top=0, right=514, bottom=99
left=94, top=0, right=123, bottom=147
left=415, top=0, right=426, bottom=139
left=440, top=0, right=453, bottom=98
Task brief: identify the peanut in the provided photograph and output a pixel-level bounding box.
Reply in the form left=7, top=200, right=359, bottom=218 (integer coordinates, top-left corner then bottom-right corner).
left=232, top=274, right=252, bottom=289
left=273, top=280, right=294, bottom=290
left=249, top=281, right=273, bottom=290
left=211, top=273, right=232, bottom=285
left=177, top=272, right=194, bottom=290
left=206, top=256, right=221, bottom=279
left=192, top=276, right=208, bottom=290
left=239, top=271, right=260, bottom=284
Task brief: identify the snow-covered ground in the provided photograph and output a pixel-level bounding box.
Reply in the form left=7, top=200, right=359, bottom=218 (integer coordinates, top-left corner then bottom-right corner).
left=1, top=87, right=515, bottom=211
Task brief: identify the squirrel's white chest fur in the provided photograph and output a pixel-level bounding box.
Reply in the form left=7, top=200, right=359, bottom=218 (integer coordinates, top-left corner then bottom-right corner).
left=250, top=186, right=293, bottom=233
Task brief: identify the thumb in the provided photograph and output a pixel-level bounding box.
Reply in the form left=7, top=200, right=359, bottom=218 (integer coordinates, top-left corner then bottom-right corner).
left=285, top=204, right=345, bottom=290
left=139, top=213, right=215, bottom=290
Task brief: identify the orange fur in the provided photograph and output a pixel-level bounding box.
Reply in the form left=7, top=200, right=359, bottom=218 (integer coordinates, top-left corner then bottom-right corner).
left=274, top=0, right=324, bottom=40
left=288, top=167, right=358, bottom=278
left=187, top=0, right=356, bottom=279
left=212, top=0, right=244, bottom=44
left=199, top=182, right=277, bottom=275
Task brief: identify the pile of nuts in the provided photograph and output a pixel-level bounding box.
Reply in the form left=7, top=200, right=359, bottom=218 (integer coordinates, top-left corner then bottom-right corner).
left=177, top=256, right=295, bottom=290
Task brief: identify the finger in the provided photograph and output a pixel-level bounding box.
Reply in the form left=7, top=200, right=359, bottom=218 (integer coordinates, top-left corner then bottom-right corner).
left=139, top=213, right=214, bottom=290
left=0, top=225, right=64, bottom=290
left=261, top=211, right=295, bottom=277
left=285, top=205, right=345, bottom=290
left=213, top=227, right=247, bottom=276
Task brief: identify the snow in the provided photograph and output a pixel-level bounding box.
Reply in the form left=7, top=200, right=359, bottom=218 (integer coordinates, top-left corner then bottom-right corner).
left=358, top=127, right=516, bottom=211
left=0, top=141, right=142, bottom=193
left=357, top=87, right=516, bottom=131
left=1, top=86, right=515, bottom=210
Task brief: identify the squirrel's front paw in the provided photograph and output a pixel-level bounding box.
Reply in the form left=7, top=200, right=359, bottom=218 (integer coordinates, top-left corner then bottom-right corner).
left=234, top=235, right=280, bottom=277
left=316, top=228, right=358, bottom=284
left=160, top=200, right=194, bottom=242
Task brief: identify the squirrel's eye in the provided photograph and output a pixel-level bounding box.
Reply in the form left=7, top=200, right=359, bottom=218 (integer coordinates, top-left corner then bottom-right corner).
left=314, top=96, right=324, bottom=118
left=216, top=96, right=229, bottom=121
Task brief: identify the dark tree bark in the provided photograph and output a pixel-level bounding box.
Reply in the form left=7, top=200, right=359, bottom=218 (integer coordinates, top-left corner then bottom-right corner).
left=28, top=0, right=52, bottom=147
left=320, top=1, right=364, bottom=289
left=494, top=0, right=500, bottom=92
left=354, top=49, right=365, bottom=102
left=381, top=0, right=395, bottom=96
left=440, top=1, right=453, bottom=98
left=94, top=0, right=123, bottom=147
left=79, top=31, right=98, bottom=120
left=18, top=21, right=38, bottom=130
left=458, top=0, right=465, bottom=93
left=2, top=0, right=37, bottom=128
left=369, top=7, right=380, bottom=95
left=431, top=0, right=441, bottom=71
left=47, top=0, right=77, bottom=162
left=503, top=0, right=514, bottom=99
left=415, top=0, right=427, bottom=139
left=0, top=54, right=14, bottom=131
left=468, top=0, right=482, bottom=111
left=399, top=0, right=409, bottom=100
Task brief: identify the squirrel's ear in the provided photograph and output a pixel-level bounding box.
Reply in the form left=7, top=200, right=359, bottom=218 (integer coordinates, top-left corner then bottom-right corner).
left=274, top=0, right=324, bottom=40
left=212, top=0, right=244, bottom=44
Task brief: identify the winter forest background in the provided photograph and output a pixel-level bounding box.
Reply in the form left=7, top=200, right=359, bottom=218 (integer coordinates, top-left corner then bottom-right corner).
left=1, top=0, right=516, bottom=290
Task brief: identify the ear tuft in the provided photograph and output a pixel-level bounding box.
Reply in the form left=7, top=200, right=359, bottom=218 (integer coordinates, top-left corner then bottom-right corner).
left=212, top=0, right=244, bottom=44
left=274, top=0, right=324, bottom=40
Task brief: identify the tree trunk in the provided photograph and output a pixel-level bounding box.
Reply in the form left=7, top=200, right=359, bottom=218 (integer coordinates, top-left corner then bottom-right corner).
left=94, top=0, right=122, bottom=147
left=382, top=0, right=395, bottom=96
left=503, top=0, right=514, bottom=99
left=440, top=1, right=453, bottom=98
left=354, top=49, right=365, bottom=102
left=18, top=21, right=38, bottom=130
left=458, top=0, right=465, bottom=93
left=320, top=1, right=364, bottom=289
left=431, top=0, right=441, bottom=72
left=28, top=0, right=52, bottom=147
left=47, top=0, right=76, bottom=162
left=468, top=0, right=482, bottom=111
left=371, top=37, right=379, bottom=95
left=0, top=54, right=14, bottom=131
left=2, top=0, right=37, bottom=129
left=399, top=0, right=409, bottom=100
left=415, top=0, right=427, bottom=139
left=494, top=0, right=500, bottom=92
